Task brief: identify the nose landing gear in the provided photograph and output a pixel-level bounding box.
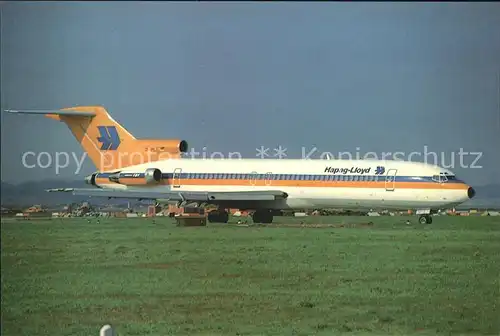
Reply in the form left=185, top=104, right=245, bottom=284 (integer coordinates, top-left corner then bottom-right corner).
left=418, top=215, right=433, bottom=224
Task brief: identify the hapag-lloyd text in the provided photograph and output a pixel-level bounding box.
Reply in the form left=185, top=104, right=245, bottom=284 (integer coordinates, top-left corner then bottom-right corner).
left=324, top=167, right=371, bottom=174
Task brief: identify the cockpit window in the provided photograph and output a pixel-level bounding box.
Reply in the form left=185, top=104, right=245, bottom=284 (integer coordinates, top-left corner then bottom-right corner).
left=433, top=173, right=450, bottom=183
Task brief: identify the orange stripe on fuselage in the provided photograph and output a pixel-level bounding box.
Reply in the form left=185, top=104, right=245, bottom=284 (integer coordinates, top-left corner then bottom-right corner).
left=95, top=177, right=469, bottom=190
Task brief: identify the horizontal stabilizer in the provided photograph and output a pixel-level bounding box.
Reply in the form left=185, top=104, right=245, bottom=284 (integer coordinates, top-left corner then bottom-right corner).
left=46, top=188, right=288, bottom=202
left=4, top=109, right=96, bottom=117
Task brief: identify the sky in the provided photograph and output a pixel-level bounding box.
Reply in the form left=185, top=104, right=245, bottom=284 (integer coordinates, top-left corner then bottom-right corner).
left=1, top=2, right=499, bottom=186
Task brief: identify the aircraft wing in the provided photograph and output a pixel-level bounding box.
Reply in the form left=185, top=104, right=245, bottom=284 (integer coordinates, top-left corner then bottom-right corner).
left=46, top=188, right=288, bottom=202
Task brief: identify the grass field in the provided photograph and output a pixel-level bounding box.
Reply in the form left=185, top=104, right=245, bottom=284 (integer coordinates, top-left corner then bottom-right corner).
left=1, top=215, right=499, bottom=336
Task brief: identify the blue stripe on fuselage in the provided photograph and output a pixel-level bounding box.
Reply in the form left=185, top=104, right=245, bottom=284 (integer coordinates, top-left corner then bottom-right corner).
left=95, top=172, right=465, bottom=184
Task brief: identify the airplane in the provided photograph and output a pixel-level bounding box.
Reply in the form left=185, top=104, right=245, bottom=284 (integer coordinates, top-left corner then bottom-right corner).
left=5, top=106, right=476, bottom=225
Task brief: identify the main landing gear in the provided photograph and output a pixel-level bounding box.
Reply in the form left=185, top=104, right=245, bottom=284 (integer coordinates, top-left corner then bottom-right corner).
left=207, top=209, right=229, bottom=223
left=252, top=209, right=274, bottom=224
left=418, top=215, right=433, bottom=224
left=206, top=209, right=275, bottom=224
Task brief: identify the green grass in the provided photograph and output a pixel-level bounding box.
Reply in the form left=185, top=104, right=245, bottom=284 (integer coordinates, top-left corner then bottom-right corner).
left=1, top=215, right=499, bottom=336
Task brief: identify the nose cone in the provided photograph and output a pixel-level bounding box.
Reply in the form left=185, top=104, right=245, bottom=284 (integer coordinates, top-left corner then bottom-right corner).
left=467, top=187, right=476, bottom=199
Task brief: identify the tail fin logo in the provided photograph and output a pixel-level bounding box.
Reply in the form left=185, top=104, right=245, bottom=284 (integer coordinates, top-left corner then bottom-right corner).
left=97, top=126, right=121, bottom=150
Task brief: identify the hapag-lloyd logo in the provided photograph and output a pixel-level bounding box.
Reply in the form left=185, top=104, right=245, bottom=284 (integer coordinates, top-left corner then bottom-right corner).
left=324, top=166, right=372, bottom=174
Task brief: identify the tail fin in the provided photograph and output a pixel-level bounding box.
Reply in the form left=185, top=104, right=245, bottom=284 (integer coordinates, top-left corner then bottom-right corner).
left=5, top=106, right=188, bottom=171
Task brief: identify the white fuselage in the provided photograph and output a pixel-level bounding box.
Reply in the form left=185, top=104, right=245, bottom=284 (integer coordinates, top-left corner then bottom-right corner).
left=93, top=159, right=473, bottom=211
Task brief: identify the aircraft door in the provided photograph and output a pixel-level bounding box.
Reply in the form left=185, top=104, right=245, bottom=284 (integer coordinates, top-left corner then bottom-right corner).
left=173, top=168, right=182, bottom=188
left=385, top=169, right=397, bottom=191
left=249, top=171, right=258, bottom=186
left=265, top=172, right=273, bottom=186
